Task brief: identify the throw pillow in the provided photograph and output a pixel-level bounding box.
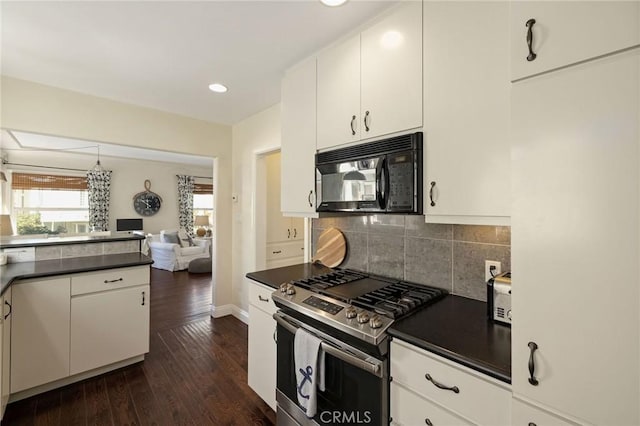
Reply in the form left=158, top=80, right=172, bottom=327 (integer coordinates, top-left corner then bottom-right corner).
left=178, top=230, right=194, bottom=247
left=162, top=232, right=180, bottom=245
left=187, top=235, right=196, bottom=247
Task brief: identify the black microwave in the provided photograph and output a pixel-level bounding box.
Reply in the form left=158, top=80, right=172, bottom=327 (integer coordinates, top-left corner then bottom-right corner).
left=315, top=132, right=423, bottom=214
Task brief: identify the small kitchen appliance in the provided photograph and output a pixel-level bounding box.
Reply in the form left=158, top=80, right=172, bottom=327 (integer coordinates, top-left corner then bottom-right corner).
left=487, top=272, right=511, bottom=325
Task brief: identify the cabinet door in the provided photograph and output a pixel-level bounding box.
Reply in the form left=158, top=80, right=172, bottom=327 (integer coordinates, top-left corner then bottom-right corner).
left=0, top=288, right=9, bottom=419
left=361, top=1, right=422, bottom=140
left=11, top=277, right=70, bottom=393
left=281, top=57, right=318, bottom=216
left=266, top=152, right=293, bottom=243
left=390, top=382, right=472, bottom=426
left=511, top=398, right=577, bottom=426
left=423, top=1, right=510, bottom=225
left=511, top=51, right=639, bottom=425
left=317, top=34, right=361, bottom=149
left=247, top=303, right=276, bottom=411
left=70, top=285, right=150, bottom=375
left=510, top=1, right=639, bottom=81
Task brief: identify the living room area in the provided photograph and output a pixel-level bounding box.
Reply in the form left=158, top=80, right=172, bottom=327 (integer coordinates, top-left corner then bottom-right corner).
left=0, top=129, right=215, bottom=275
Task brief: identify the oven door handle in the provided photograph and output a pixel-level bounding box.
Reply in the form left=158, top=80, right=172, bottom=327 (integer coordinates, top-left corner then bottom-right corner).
left=273, top=312, right=383, bottom=378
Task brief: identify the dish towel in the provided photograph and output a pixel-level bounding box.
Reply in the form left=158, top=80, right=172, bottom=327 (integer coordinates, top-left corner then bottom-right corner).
left=294, top=328, right=325, bottom=418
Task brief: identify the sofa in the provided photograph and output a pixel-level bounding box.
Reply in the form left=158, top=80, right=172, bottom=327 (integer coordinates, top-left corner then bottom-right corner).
left=146, top=230, right=210, bottom=271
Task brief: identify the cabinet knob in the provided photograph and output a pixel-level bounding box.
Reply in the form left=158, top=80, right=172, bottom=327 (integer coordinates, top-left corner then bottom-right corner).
left=526, top=19, right=537, bottom=62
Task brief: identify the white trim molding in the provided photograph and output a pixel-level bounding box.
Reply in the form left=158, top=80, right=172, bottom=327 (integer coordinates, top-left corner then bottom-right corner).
left=232, top=306, right=249, bottom=325
left=210, top=304, right=249, bottom=325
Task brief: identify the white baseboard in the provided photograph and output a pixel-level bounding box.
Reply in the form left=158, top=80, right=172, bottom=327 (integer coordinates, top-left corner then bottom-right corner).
left=210, top=304, right=233, bottom=318
left=232, top=306, right=249, bottom=325
left=210, top=304, right=248, bottom=324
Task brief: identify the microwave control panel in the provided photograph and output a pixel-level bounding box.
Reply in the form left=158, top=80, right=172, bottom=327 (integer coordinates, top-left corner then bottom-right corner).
left=387, top=152, right=415, bottom=209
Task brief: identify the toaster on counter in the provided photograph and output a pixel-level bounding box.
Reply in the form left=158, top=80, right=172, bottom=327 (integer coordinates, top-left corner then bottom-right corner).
left=487, top=272, right=511, bottom=325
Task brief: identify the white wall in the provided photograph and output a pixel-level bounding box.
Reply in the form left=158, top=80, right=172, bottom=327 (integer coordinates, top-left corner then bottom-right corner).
left=231, top=103, right=281, bottom=312
left=2, top=148, right=212, bottom=235
left=0, top=76, right=234, bottom=309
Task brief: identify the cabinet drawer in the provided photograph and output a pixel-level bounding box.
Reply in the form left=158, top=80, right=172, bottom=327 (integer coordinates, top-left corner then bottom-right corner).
left=71, top=266, right=150, bottom=296
left=248, top=280, right=278, bottom=316
left=266, top=241, right=304, bottom=260
left=391, top=382, right=472, bottom=426
left=511, top=397, right=578, bottom=426
left=391, top=340, right=511, bottom=426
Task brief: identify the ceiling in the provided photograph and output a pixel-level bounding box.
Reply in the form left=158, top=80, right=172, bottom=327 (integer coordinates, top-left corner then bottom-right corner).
left=1, top=0, right=396, bottom=126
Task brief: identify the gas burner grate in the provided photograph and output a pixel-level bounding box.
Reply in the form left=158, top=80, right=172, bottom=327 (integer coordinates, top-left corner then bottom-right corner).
left=292, top=269, right=367, bottom=292
left=351, top=281, right=447, bottom=319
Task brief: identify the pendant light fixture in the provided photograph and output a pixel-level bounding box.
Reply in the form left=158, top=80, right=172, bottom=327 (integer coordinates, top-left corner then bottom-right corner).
left=90, top=145, right=105, bottom=172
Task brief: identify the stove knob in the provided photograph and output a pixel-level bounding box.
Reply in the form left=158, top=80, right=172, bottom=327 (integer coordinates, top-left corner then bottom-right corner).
left=285, top=284, right=296, bottom=295
left=345, top=307, right=357, bottom=319
left=356, top=312, right=370, bottom=324
left=369, top=315, right=384, bottom=329
left=279, top=283, right=289, bottom=293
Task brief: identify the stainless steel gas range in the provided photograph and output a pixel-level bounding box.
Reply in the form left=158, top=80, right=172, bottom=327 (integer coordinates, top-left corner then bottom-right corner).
left=272, top=269, right=447, bottom=426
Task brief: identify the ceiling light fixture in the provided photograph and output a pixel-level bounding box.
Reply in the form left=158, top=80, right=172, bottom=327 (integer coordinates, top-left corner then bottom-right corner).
left=208, top=83, right=228, bottom=93
left=90, top=145, right=105, bottom=173
left=320, top=0, right=348, bottom=7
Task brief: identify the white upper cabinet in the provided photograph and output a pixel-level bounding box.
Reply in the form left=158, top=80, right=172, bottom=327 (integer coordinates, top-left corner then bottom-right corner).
left=360, top=1, right=423, bottom=141
left=317, top=35, right=361, bottom=150
left=317, top=1, right=423, bottom=150
left=511, top=50, right=640, bottom=425
left=281, top=56, right=319, bottom=216
left=423, top=1, right=510, bottom=225
left=510, top=1, right=640, bottom=81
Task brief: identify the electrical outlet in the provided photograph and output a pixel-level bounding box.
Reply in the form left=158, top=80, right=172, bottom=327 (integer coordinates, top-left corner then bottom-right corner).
left=485, top=260, right=502, bottom=282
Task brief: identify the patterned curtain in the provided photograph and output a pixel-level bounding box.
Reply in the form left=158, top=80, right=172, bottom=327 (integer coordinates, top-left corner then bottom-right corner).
left=177, top=175, right=195, bottom=236
left=86, top=170, right=112, bottom=231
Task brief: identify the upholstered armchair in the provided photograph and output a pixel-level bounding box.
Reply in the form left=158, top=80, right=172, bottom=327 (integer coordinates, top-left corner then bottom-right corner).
left=146, top=230, right=210, bottom=271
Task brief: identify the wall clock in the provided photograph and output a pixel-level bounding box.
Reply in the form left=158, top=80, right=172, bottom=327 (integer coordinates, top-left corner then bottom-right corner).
left=133, top=180, right=163, bottom=216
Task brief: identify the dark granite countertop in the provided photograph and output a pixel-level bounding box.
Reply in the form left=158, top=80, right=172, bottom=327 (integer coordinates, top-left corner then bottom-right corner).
left=388, top=295, right=511, bottom=384
left=246, top=263, right=511, bottom=383
left=246, top=262, right=333, bottom=289
left=0, top=233, right=145, bottom=249
left=0, top=252, right=153, bottom=295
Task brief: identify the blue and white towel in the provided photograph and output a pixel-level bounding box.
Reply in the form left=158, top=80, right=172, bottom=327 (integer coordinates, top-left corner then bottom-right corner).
left=294, top=328, right=325, bottom=418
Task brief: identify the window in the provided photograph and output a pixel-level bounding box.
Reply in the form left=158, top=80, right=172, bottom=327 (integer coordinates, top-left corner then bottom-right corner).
left=193, top=182, right=213, bottom=231
left=11, top=172, right=89, bottom=235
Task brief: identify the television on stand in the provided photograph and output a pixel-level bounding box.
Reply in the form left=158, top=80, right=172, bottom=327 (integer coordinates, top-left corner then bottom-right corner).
left=116, top=218, right=144, bottom=234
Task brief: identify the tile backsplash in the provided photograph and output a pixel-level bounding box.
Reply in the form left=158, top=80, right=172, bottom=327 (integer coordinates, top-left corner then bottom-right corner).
left=312, top=215, right=510, bottom=302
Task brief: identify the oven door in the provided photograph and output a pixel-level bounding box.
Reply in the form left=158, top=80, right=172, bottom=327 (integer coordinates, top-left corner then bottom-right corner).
left=274, top=311, right=388, bottom=426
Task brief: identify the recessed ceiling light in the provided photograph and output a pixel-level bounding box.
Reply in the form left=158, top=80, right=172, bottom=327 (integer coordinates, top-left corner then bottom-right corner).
left=320, top=0, right=348, bottom=7
left=208, top=83, right=228, bottom=93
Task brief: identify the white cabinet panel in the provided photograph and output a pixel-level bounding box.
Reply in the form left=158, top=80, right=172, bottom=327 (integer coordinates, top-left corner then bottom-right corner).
left=390, top=382, right=472, bottom=426
left=247, top=280, right=277, bottom=411
left=510, top=1, right=640, bottom=81
left=281, top=56, right=318, bottom=216
left=423, top=1, right=510, bottom=225
left=317, top=34, right=361, bottom=150
left=71, top=265, right=149, bottom=295
left=511, top=50, right=640, bottom=425
left=0, top=288, right=11, bottom=419
left=11, top=277, right=70, bottom=393
left=361, top=0, right=422, bottom=140
left=70, top=284, right=150, bottom=375
left=511, top=397, right=578, bottom=426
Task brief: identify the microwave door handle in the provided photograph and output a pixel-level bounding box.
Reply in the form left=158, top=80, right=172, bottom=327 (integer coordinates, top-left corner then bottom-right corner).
left=376, top=158, right=388, bottom=210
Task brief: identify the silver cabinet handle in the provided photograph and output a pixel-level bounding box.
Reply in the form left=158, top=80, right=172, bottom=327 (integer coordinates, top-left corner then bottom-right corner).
left=350, top=115, right=357, bottom=136
left=364, top=110, right=371, bottom=132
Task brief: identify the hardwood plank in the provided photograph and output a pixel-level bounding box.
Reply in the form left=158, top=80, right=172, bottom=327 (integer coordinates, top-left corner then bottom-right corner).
left=103, top=370, right=139, bottom=426
left=84, top=376, right=114, bottom=426
left=59, top=383, right=87, bottom=426
left=33, top=389, right=60, bottom=426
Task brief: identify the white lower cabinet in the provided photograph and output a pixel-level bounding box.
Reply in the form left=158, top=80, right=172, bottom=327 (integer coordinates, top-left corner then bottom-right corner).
left=247, top=280, right=277, bottom=411
left=511, top=397, right=577, bottom=426
left=70, top=284, right=150, bottom=375
left=0, top=287, right=11, bottom=420
left=390, top=339, right=511, bottom=426
left=9, top=265, right=150, bottom=395
left=11, top=277, right=71, bottom=393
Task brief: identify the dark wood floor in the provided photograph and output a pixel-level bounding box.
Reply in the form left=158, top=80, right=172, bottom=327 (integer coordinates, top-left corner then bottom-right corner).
left=3, top=269, right=276, bottom=426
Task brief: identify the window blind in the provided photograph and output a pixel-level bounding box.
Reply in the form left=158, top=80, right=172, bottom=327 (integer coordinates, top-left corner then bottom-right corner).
left=193, top=182, right=213, bottom=195
left=11, top=173, right=88, bottom=191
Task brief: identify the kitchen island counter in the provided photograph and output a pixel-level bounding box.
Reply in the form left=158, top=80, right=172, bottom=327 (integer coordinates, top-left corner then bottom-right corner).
left=0, top=252, right=153, bottom=295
